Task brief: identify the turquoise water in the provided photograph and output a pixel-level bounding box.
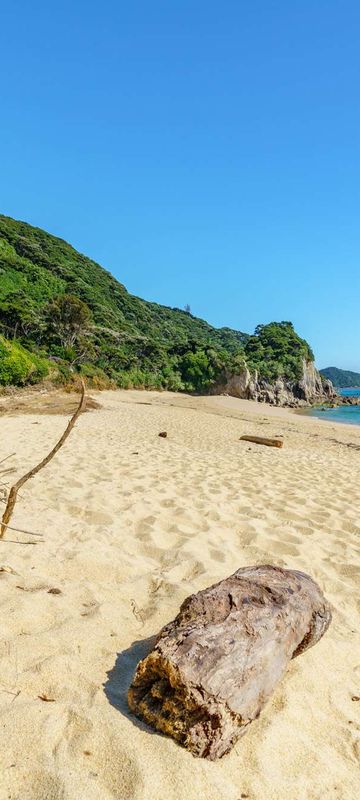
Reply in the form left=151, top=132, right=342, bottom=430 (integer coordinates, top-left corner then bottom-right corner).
left=305, top=388, right=360, bottom=426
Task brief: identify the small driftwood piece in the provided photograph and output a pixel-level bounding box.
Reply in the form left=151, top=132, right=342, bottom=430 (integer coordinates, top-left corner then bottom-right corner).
left=128, top=565, right=331, bottom=760
left=0, top=381, right=86, bottom=539
left=240, top=435, right=283, bottom=448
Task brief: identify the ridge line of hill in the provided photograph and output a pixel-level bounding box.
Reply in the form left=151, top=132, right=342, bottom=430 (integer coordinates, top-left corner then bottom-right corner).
left=0, top=213, right=328, bottom=405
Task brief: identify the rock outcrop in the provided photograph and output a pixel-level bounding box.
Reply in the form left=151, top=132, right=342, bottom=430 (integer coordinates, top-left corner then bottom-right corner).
left=220, top=359, right=337, bottom=408
left=327, top=394, right=360, bottom=408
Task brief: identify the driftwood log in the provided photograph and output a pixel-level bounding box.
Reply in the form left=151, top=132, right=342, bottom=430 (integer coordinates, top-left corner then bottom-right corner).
left=128, top=565, right=331, bottom=759
left=240, top=435, right=283, bottom=448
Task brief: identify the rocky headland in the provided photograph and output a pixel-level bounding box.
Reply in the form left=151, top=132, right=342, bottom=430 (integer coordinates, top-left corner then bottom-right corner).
left=218, top=359, right=337, bottom=408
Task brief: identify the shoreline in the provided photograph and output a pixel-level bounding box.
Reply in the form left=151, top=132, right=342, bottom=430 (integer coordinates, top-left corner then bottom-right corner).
left=2, top=384, right=360, bottom=431
left=296, top=403, right=360, bottom=429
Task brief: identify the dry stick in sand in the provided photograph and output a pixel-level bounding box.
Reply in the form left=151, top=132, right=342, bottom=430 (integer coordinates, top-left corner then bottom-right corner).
left=0, top=453, right=16, bottom=467
left=0, top=381, right=87, bottom=540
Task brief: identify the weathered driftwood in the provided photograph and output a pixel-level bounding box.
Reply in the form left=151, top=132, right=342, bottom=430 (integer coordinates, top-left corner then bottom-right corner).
left=240, top=435, right=283, bottom=448
left=128, top=565, right=331, bottom=760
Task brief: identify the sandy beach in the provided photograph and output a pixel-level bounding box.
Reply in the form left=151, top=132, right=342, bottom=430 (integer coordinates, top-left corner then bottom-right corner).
left=0, top=388, right=359, bottom=800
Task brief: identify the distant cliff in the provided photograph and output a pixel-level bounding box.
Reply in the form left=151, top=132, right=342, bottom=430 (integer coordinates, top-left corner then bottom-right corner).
left=320, top=366, right=360, bottom=389
left=221, top=359, right=337, bottom=408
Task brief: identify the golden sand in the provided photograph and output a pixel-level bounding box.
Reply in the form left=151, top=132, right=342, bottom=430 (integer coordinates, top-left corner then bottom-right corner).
left=0, top=390, right=359, bottom=799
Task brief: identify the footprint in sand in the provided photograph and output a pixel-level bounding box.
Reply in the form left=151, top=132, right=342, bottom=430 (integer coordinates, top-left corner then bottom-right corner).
left=65, top=504, right=113, bottom=526
left=15, top=771, right=65, bottom=800
left=267, top=539, right=300, bottom=557
left=271, top=529, right=302, bottom=545
left=204, top=509, right=221, bottom=522
left=340, top=521, right=360, bottom=535
left=337, top=563, right=360, bottom=582
left=209, top=547, right=226, bottom=563
left=160, top=498, right=176, bottom=508
left=91, top=737, right=144, bottom=798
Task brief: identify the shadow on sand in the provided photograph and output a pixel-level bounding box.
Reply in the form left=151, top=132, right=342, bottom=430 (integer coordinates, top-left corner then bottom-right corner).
left=103, top=634, right=158, bottom=734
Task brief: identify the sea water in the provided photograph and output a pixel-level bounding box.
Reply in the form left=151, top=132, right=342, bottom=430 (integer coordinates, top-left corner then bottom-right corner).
left=305, top=388, right=360, bottom=426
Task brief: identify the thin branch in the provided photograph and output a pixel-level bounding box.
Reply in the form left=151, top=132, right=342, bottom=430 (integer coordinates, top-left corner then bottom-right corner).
left=0, top=480, right=25, bottom=500
left=0, top=381, right=86, bottom=539
left=0, top=524, right=43, bottom=537
left=0, top=540, right=38, bottom=545
left=0, top=453, right=16, bottom=467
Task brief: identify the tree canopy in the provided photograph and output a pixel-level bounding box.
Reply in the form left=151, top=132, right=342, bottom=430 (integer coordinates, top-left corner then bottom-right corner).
left=0, top=214, right=315, bottom=390
left=244, top=321, right=314, bottom=383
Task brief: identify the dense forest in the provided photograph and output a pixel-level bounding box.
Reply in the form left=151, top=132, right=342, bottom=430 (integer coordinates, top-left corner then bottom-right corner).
left=320, top=366, right=360, bottom=388
left=0, top=214, right=314, bottom=391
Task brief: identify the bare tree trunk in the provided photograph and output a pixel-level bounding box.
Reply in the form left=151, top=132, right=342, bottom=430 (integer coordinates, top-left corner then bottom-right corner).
left=128, top=565, right=331, bottom=760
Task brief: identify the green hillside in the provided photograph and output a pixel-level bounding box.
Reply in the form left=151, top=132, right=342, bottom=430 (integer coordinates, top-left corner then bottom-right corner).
left=320, top=367, right=360, bottom=388
left=0, top=214, right=314, bottom=391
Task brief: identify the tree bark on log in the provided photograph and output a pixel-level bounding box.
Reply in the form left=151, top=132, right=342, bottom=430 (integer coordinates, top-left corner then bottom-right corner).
left=128, top=565, right=331, bottom=760
left=240, top=435, right=283, bottom=448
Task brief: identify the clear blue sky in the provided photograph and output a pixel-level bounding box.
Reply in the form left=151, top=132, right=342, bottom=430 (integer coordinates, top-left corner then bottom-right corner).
left=1, top=1, right=360, bottom=369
